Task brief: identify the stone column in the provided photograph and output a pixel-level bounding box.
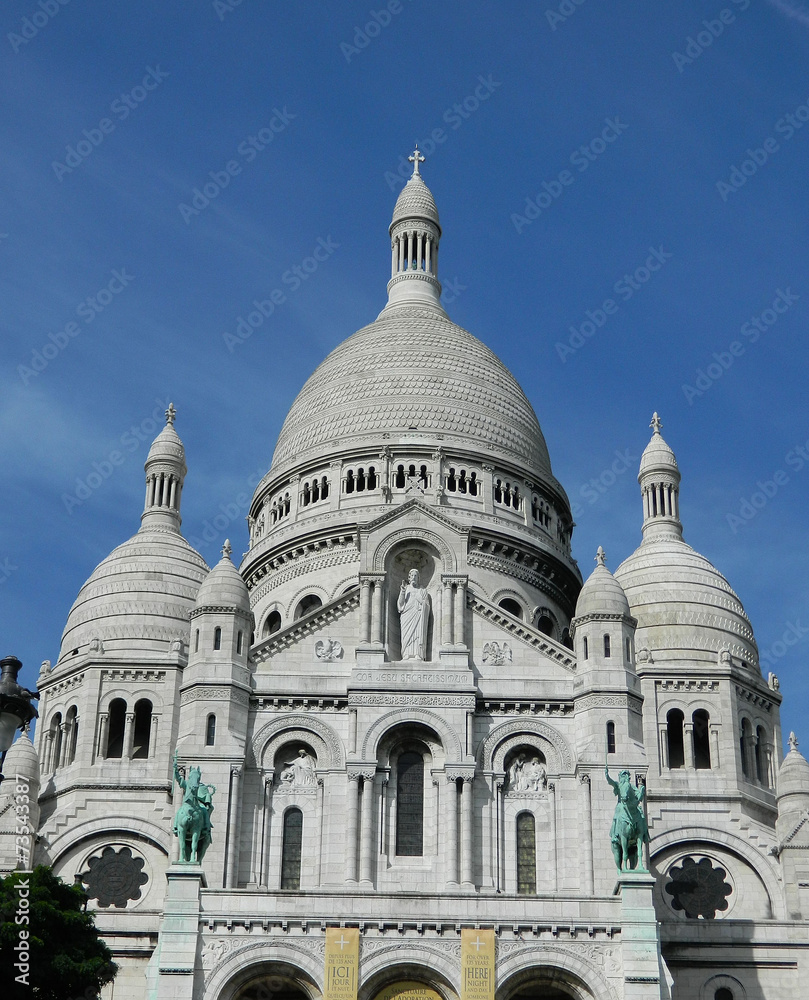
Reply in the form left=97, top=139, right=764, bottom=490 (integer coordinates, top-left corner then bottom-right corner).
left=345, top=772, right=361, bottom=883
left=580, top=773, right=594, bottom=895
left=744, top=734, right=757, bottom=781
left=710, top=724, right=721, bottom=771
left=260, top=771, right=274, bottom=887
left=123, top=713, right=136, bottom=760
left=225, top=765, right=242, bottom=889
left=371, top=575, right=385, bottom=647
left=148, top=714, right=158, bottom=759
left=359, top=578, right=372, bottom=644
left=495, top=778, right=505, bottom=892
left=96, top=713, right=109, bottom=761
left=454, top=578, right=467, bottom=648
left=548, top=781, right=558, bottom=892
left=43, top=731, right=54, bottom=773
left=359, top=772, right=376, bottom=886
left=461, top=775, right=474, bottom=888
left=684, top=722, right=695, bottom=769
left=658, top=723, right=669, bottom=770
left=315, top=776, right=325, bottom=886
left=441, top=578, right=453, bottom=648
left=481, top=464, right=494, bottom=515
left=445, top=775, right=459, bottom=886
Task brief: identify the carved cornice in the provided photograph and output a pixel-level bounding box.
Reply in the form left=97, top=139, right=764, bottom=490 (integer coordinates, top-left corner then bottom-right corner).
left=180, top=685, right=250, bottom=707
left=349, top=693, right=476, bottom=708
left=101, top=669, right=167, bottom=683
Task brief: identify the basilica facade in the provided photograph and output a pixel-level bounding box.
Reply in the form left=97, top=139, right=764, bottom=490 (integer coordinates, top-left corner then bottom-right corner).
left=3, top=156, right=809, bottom=1000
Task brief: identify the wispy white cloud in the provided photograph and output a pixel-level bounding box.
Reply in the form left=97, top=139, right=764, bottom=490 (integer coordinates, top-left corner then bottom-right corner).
left=767, top=0, right=809, bottom=27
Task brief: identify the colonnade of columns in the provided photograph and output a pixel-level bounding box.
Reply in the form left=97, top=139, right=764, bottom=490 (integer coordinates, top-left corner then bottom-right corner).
left=145, top=470, right=181, bottom=512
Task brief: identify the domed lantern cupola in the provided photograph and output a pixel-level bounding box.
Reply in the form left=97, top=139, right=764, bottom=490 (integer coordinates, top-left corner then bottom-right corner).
left=188, top=540, right=252, bottom=683
left=142, top=403, right=187, bottom=531
left=383, top=147, right=445, bottom=313
left=639, top=412, right=682, bottom=541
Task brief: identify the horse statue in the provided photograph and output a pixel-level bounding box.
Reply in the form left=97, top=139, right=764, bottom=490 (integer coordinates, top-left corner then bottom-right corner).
left=173, top=751, right=216, bottom=864
left=605, top=766, right=649, bottom=872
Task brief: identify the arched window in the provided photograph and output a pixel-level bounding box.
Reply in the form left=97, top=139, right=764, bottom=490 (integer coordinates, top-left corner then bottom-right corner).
left=606, top=721, right=616, bottom=755
left=499, top=598, right=522, bottom=619
left=740, top=718, right=752, bottom=777
left=206, top=714, right=216, bottom=746
left=49, top=712, right=63, bottom=770
left=756, top=725, right=768, bottom=786
left=516, top=812, right=536, bottom=895
left=107, top=698, right=127, bottom=759
left=583, top=636, right=589, bottom=660
left=132, top=699, right=152, bottom=759
left=194, top=629, right=199, bottom=653
left=693, top=709, right=711, bottom=769
left=603, top=633, right=611, bottom=658
left=263, top=610, right=282, bottom=637
left=396, top=751, right=424, bottom=856
left=625, top=637, right=631, bottom=661
left=236, top=630, right=243, bottom=655
left=294, top=594, right=323, bottom=620
left=715, top=988, right=734, bottom=1000
left=213, top=626, right=222, bottom=651
left=65, top=705, right=79, bottom=765
left=667, top=709, right=685, bottom=769
left=280, top=808, right=303, bottom=889
left=536, top=613, right=554, bottom=637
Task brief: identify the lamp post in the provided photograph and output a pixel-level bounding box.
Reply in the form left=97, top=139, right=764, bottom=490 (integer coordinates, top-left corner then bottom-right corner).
left=0, top=656, right=39, bottom=783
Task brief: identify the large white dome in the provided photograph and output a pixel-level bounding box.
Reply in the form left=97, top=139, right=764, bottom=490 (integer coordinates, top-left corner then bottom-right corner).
left=270, top=305, right=553, bottom=481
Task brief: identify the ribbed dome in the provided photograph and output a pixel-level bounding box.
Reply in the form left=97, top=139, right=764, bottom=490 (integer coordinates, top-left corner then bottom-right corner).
left=575, top=560, right=631, bottom=619
left=145, top=422, right=186, bottom=467
left=391, top=173, right=440, bottom=231
left=270, top=306, right=552, bottom=479
left=778, top=740, right=809, bottom=805
left=195, top=541, right=250, bottom=613
left=59, top=527, right=209, bottom=661
left=639, top=430, right=678, bottom=478
left=2, top=732, right=39, bottom=786
left=614, top=536, right=757, bottom=664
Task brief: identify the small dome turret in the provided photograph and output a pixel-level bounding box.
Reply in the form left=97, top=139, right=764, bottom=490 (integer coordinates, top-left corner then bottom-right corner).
left=575, top=546, right=631, bottom=619
left=384, top=147, right=444, bottom=313
left=778, top=733, right=809, bottom=812
left=638, top=412, right=682, bottom=541
left=195, top=540, right=250, bottom=615
left=2, top=730, right=39, bottom=787
left=142, top=403, right=187, bottom=531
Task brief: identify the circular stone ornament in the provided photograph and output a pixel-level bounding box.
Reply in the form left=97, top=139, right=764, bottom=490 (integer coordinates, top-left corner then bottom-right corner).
left=80, top=845, right=149, bottom=908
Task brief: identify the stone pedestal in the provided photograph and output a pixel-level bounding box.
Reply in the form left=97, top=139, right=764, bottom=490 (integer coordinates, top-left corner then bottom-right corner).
left=148, top=864, right=206, bottom=1000
left=614, top=872, right=671, bottom=999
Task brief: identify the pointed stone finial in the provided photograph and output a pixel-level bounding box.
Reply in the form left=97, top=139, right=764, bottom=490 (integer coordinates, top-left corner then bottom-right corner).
left=409, top=145, right=425, bottom=176
left=789, top=732, right=799, bottom=752
left=595, top=546, right=607, bottom=567
left=166, top=402, right=177, bottom=426
left=221, top=539, right=232, bottom=560
left=650, top=412, right=662, bottom=435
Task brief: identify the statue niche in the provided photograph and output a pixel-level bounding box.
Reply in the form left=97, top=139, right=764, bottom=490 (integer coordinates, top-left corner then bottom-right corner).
left=397, top=568, right=431, bottom=660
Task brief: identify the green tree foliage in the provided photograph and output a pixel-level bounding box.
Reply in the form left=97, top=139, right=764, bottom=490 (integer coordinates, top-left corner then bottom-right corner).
left=0, top=865, right=117, bottom=999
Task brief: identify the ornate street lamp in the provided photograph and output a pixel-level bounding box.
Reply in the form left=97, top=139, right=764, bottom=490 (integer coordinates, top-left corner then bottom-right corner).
left=0, top=655, right=39, bottom=782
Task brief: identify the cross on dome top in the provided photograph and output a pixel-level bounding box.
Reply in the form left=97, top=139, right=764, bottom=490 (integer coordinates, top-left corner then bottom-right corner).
left=409, top=145, right=425, bottom=176
left=165, top=402, right=177, bottom=427
left=595, top=546, right=607, bottom=567
left=650, top=412, right=663, bottom=435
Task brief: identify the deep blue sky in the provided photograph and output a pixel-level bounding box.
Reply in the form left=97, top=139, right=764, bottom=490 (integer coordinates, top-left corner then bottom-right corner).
left=2, top=1, right=808, bottom=748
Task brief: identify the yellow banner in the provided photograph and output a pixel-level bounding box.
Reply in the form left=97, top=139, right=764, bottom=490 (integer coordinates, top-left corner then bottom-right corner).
left=461, top=928, right=495, bottom=1000
left=325, top=927, right=360, bottom=1000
